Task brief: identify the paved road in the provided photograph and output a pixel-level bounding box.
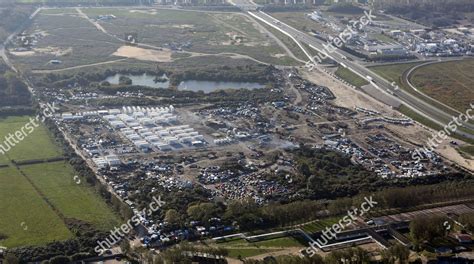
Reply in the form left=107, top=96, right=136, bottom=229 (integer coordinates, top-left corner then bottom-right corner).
left=243, top=9, right=474, bottom=139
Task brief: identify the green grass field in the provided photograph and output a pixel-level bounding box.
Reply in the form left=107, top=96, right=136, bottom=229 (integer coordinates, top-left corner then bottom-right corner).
left=370, top=61, right=474, bottom=140
left=216, top=236, right=306, bottom=259
left=369, top=60, right=474, bottom=115
left=458, top=145, right=474, bottom=158
left=0, top=167, right=73, bottom=247
left=13, top=7, right=297, bottom=72
left=0, top=116, right=119, bottom=248
left=397, top=105, right=474, bottom=144
left=80, top=8, right=296, bottom=65
left=227, top=248, right=277, bottom=259
left=0, top=116, right=62, bottom=162
left=369, top=62, right=421, bottom=89
left=410, top=59, right=474, bottom=112
left=269, top=11, right=334, bottom=36
left=300, top=217, right=340, bottom=233
left=21, top=162, right=119, bottom=229
left=218, top=236, right=305, bottom=248
left=335, top=67, right=369, bottom=88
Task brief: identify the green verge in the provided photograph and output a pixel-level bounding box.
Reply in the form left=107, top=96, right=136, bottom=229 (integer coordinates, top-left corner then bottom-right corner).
left=369, top=62, right=421, bottom=88
left=257, top=22, right=307, bottom=63
left=335, top=66, right=369, bottom=88
left=397, top=105, right=474, bottom=144
left=458, top=145, right=474, bottom=158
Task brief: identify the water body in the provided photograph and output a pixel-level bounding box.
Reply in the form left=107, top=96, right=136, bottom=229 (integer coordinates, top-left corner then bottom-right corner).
left=105, top=73, right=170, bottom=89
left=177, top=80, right=265, bottom=93
left=104, top=74, right=265, bottom=93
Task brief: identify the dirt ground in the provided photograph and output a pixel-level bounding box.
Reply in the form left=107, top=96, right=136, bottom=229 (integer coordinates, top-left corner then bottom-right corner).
left=303, top=69, right=400, bottom=117
left=303, top=68, right=474, bottom=172
left=9, top=51, right=36, bottom=57
left=9, top=46, right=72, bottom=57
left=247, top=247, right=305, bottom=260
left=112, top=45, right=173, bottom=62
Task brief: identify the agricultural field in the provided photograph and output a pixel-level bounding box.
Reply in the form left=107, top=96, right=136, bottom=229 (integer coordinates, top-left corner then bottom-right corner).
left=410, top=59, right=474, bottom=112
left=0, top=116, right=119, bottom=248
left=21, top=162, right=119, bottom=229
left=0, top=166, right=73, bottom=248
left=10, top=7, right=299, bottom=72
left=0, top=116, right=62, bottom=162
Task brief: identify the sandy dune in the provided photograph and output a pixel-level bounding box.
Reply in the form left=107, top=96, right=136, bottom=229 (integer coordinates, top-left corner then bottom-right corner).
left=112, top=46, right=172, bottom=62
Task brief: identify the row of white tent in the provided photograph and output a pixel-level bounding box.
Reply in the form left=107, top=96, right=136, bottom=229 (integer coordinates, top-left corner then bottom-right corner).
left=121, top=106, right=174, bottom=114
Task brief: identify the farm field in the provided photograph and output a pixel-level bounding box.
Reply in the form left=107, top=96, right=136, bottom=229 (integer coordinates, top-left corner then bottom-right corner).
left=0, top=166, right=73, bottom=248
left=21, top=161, right=120, bottom=229
left=410, top=59, right=474, bottom=112
left=0, top=116, right=119, bottom=248
left=10, top=7, right=298, bottom=72
left=0, top=116, right=62, bottom=162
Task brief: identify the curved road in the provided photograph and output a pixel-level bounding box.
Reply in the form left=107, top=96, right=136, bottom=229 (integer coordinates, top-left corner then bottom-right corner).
left=247, top=10, right=474, bottom=139
left=404, top=59, right=468, bottom=115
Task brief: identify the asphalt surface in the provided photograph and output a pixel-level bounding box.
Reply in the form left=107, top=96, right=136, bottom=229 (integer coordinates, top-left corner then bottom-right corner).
left=247, top=10, right=474, bottom=139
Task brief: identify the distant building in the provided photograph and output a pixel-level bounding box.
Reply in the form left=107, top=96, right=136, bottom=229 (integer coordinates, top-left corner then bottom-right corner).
left=365, top=44, right=407, bottom=56
left=105, top=155, right=121, bottom=166
left=389, top=30, right=403, bottom=37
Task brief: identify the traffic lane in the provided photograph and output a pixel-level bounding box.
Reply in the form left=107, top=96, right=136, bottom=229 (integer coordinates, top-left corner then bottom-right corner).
left=256, top=13, right=474, bottom=135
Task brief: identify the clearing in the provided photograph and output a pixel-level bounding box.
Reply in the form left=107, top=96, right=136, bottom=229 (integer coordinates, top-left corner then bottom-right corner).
left=112, top=46, right=173, bottom=62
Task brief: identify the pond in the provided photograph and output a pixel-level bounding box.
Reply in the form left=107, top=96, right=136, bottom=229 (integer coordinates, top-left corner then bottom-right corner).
left=104, top=74, right=266, bottom=93
left=104, top=73, right=170, bottom=89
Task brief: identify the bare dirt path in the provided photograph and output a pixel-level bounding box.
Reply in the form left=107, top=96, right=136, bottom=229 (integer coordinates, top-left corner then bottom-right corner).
left=31, top=58, right=128, bottom=73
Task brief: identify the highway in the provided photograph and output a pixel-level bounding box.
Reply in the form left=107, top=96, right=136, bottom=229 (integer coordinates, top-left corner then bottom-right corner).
left=245, top=9, right=474, bottom=139
left=2, top=3, right=472, bottom=139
